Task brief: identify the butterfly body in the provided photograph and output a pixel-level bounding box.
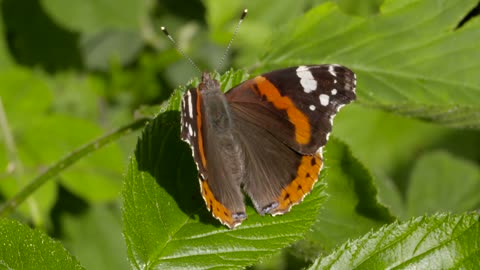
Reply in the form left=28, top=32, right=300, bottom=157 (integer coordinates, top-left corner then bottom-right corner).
left=181, top=65, right=356, bottom=228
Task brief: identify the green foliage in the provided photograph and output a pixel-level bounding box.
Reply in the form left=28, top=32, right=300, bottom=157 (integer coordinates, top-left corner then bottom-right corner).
left=0, top=219, right=84, bottom=269
left=406, top=151, right=480, bottom=217
left=260, top=0, right=480, bottom=128
left=311, top=213, right=480, bottom=269
left=0, top=0, right=479, bottom=269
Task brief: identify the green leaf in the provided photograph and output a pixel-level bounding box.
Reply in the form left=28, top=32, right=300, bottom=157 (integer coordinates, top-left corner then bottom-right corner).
left=296, top=138, right=394, bottom=257
left=61, top=204, right=130, bottom=270
left=40, top=0, right=146, bottom=34
left=0, top=219, right=84, bottom=269
left=0, top=69, right=124, bottom=222
left=310, top=213, right=480, bottom=269
left=333, top=0, right=384, bottom=16
left=18, top=116, right=123, bottom=202
left=259, top=0, right=480, bottom=128
left=122, top=71, right=328, bottom=269
left=80, top=30, right=143, bottom=71
left=406, top=151, right=480, bottom=217
left=332, top=105, right=451, bottom=210
left=0, top=68, right=53, bottom=121
left=205, top=0, right=311, bottom=67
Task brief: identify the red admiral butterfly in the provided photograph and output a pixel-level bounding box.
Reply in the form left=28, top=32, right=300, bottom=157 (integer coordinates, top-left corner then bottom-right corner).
left=168, top=10, right=356, bottom=228
left=181, top=66, right=356, bottom=229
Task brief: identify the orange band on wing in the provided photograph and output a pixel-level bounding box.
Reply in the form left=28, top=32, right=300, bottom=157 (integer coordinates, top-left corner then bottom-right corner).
left=275, top=154, right=322, bottom=213
left=253, top=76, right=311, bottom=145
left=196, top=89, right=207, bottom=168
left=200, top=178, right=244, bottom=229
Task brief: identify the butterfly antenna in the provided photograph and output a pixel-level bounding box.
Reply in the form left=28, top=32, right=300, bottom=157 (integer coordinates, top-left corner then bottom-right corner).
left=160, top=26, right=202, bottom=74
left=215, top=9, right=248, bottom=71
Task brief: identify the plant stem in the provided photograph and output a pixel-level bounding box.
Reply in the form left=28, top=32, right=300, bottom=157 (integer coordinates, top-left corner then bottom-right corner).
left=0, top=117, right=150, bottom=218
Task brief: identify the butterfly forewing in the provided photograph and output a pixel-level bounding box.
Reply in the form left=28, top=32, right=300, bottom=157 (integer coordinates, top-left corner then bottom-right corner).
left=180, top=88, right=208, bottom=178
left=226, top=65, right=356, bottom=154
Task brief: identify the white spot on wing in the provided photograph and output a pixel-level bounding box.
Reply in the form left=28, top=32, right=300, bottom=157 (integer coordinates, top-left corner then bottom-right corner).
left=316, top=147, right=324, bottom=160
left=336, top=104, right=345, bottom=112
left=353, top=73, right=357, bottom=93
left=328, top=65, right=336, bottom=77
left=319, top=94, right=330, bottom=106
left=331, top=89, right=337, bottom=95
left=309, top=105, right=316, bottom=111
left=187, top=91, right=193, bottom=118
left=296, top=66, right=317, bottom=93
left=188, top=124, right=193, bottom=137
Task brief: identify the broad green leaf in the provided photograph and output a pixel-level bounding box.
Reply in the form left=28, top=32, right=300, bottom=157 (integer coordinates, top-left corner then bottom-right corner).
left=259, top=0, right=480, bottom=128
left=40, top=0, right=146, bottom=34
left=406, top=151, right=480, bottom=217
left=61, top=204, right=130, bottom=270
left=296, top=138, right=394, bottom=256
left=0, top=219, right=84, bottom=269
left=122, top=71, right=328, bottom=269
left=310, top=213, right=480, bottom=269
left=80, top=30, right=143, bottom=71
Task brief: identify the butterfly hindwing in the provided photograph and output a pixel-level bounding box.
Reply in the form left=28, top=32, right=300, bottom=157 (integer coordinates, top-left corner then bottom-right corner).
left=231, top=107, right=323, bottom=215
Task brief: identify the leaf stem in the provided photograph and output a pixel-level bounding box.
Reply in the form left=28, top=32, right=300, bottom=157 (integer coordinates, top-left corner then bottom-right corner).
left=0, top=117, right=151, bottom=218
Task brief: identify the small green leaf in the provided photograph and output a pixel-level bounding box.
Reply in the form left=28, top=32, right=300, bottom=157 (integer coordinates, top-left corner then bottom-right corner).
left=406, top=151, right=480, bottom=217
left=122, top=71, right=327, bottom=269
left=311, top=213, right=480, bottom=269
left=0, top=219, right=84, bottom=269
left=260, top=0, right=480, bottom=128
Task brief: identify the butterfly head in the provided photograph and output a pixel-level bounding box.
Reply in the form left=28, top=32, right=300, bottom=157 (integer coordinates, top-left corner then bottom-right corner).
left=198, top=72, right=221, bottom=94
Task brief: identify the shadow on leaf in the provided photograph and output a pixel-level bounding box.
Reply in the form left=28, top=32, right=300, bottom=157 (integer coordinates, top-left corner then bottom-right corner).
left=134, top=110, right=220, bottom=227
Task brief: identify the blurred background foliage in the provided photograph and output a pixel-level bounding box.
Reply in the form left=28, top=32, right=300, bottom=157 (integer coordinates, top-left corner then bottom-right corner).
left=0, top=0, right=479, bottom=269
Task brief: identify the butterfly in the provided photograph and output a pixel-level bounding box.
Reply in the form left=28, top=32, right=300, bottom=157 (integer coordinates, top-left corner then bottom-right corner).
left=180, top=65, right=356, bottom=228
